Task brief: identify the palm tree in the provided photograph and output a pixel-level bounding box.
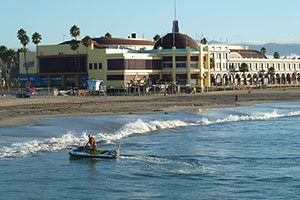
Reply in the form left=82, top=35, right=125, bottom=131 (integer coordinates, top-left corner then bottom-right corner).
left=268, top=66, right=275, bottom=84
left=17, top=29, right=30, bottom=77
left=239, top=62, right=249, bottom=85
left=201, top=37, right=208, bottom=44
left=153, top=34, right=161, bottom=42
left=0, top=46, right=8, bottom=87
left=70, top=39, right=80, bottom=72
left=0, top=45, right=7, bottom=58
left=32, top=32, right=42, bottom=73
left=273, top=51, right=280, bottom=59
left=70, top=25, right=80, bottom=40
left=82, top=35, right=92, bottom=54
left=261, top=47, right=266, bottom=55
left=104, top=32, right=112, bottom=39
left=70, top=25, right=81, bottom=72
left=2, top=49, right=17, bottom=89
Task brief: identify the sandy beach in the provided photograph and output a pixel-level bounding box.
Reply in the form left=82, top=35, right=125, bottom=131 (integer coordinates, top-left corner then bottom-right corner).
left=1, top=87, right=300, bottom=127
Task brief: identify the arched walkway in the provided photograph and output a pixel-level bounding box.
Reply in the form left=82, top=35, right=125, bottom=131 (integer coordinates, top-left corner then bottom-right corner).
left=281, top=74, right=286, bottom=84
left=276, top=74, right=280, bottom=84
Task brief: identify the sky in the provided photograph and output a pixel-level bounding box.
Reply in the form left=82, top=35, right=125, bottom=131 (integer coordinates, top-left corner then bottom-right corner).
left=1, top=0, right=300, bottom=49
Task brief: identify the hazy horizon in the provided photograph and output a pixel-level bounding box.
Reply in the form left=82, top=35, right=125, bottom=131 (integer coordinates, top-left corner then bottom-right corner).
left=2, top=0, right=300, bottom=49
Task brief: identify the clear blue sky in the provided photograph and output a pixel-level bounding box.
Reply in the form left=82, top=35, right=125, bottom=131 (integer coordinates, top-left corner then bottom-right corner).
left=1, top=0, right=300, bottom=49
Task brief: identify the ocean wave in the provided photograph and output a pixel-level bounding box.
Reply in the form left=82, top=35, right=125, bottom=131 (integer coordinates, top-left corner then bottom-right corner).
left=1, top=109, right=300, bottom=159
left=94, top=119, right=193, bottom=142
left=0, top=132, right=86, bottom=159
left=198, top=110, right=288, bottom=125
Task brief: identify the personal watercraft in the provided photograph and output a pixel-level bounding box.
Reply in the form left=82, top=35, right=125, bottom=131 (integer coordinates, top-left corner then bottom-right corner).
left=69, top=145, right=120, bottom=159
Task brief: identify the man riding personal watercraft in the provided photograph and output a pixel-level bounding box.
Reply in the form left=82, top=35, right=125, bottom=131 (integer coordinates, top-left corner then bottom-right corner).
left=86, top=134, right=97, bottom=152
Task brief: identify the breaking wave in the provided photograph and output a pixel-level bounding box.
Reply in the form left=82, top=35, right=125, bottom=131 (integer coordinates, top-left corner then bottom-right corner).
left=95, top=119, right=193, bottom=142
left=1, top=109, right=300, bottom=159
left=198, top=110, right=286, bottom=125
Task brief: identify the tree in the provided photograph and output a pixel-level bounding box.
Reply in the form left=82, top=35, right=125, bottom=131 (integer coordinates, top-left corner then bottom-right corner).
left=82, top=35, right=92, bottom=54
left=0, top=46, right=8, bottom=87
left=32, top=32, right=42, bottom=73
left=70, top=25, right=80, bottom=40
left=153, top=34, right=161, bottom=42
left=261, top=47, right=266, bottom=55
left=17, top=28, right=30, bottom=77
left=70, top=25, right=81, bottom=73
left=70, top=39, right=80, bottom=72
left=239, top=62, right=249, bottom=85
left=0, top=48, right=16, bottom=88
left=268, top=66, right=275, bottom=84
left=0, top=45, right=7, bottom=58
left=104, top=32, right=112, bottom=39
left=274, top=51, right=280, bottom=59
left=201, top=37, right=207, bottom=44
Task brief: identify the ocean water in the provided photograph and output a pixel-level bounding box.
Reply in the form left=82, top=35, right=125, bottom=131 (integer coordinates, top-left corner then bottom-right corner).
left=1, top=102, right=300, bottom=199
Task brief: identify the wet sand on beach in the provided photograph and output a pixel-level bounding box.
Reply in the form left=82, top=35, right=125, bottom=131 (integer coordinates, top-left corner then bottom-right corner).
left=1, top=87, right=300, bottom=127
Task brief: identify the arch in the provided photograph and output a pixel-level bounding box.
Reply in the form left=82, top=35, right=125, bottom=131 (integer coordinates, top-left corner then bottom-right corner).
left=210, top=74, right=216, bottom=86
left=297, top=73, right=300, bottom=83
left=216, top=74, right=222, bottom=86
left=286, top=73, right=291, bottom=84
left=223, top=74, right=229, bottom=86
left=276, top=73, right=280, bottom=84
left=281, top=74, right=286, bottom=84
left=292, top=73, right=297, bottom=84
left=235, top=74, right=241, bottom=85
left=269, top=74, right=275, bottom=84
left=253, top=74, right=258, bottom=85
left=258, top=73, right=264, bottom=84
left=247, top=73, right=252, bottom=85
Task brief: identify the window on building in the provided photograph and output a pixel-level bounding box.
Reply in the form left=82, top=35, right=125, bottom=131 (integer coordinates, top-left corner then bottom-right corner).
left=94, top=63, right=97, bottom=69
left=176, top=63, right=186, bottom=68
left=99, top=63, right=102, bottom=69
left=163, top=63, right=172, bottom=68
left=191, top=63, right=198, bottom=68
left=89, top=63, right=92, bottom=70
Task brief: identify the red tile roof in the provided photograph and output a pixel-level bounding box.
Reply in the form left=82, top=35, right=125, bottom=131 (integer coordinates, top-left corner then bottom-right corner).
left=231, top=49, right=267, bottom=59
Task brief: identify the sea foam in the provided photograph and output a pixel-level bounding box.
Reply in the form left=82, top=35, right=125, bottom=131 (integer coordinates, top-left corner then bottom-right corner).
left=1, top=109, right=300, bottom=159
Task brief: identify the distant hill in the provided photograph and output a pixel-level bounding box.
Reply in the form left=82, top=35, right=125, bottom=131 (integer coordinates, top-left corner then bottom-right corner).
left=244, top=43, right=300, bottom=57
left=196, top=40, right=300, bottom=57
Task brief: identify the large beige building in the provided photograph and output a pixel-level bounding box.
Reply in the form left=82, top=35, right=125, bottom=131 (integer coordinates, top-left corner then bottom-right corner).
left=19, top=20, right=300, bottom=90
left=19, top=21, right=211, bottom=90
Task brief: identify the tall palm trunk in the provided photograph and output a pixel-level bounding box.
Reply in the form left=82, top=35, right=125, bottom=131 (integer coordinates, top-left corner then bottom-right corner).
left=36, top=45, right=39, bottom=74
left=73, top=50, right=78, bottom=72
left=76, top=49, right=81, bottom=73
left=23, top=46, right=28, bottom=78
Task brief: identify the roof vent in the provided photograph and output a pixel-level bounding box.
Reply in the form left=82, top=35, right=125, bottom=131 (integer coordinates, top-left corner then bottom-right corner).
left=131, top=33, right=137, bottom=39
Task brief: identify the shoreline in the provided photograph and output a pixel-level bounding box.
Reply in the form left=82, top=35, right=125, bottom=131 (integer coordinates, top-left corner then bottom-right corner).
left=1, top=87, right=300, bottom=127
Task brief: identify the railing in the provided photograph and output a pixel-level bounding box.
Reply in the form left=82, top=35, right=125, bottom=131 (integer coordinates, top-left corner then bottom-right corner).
left=0, top=87, right=54, bottom=96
